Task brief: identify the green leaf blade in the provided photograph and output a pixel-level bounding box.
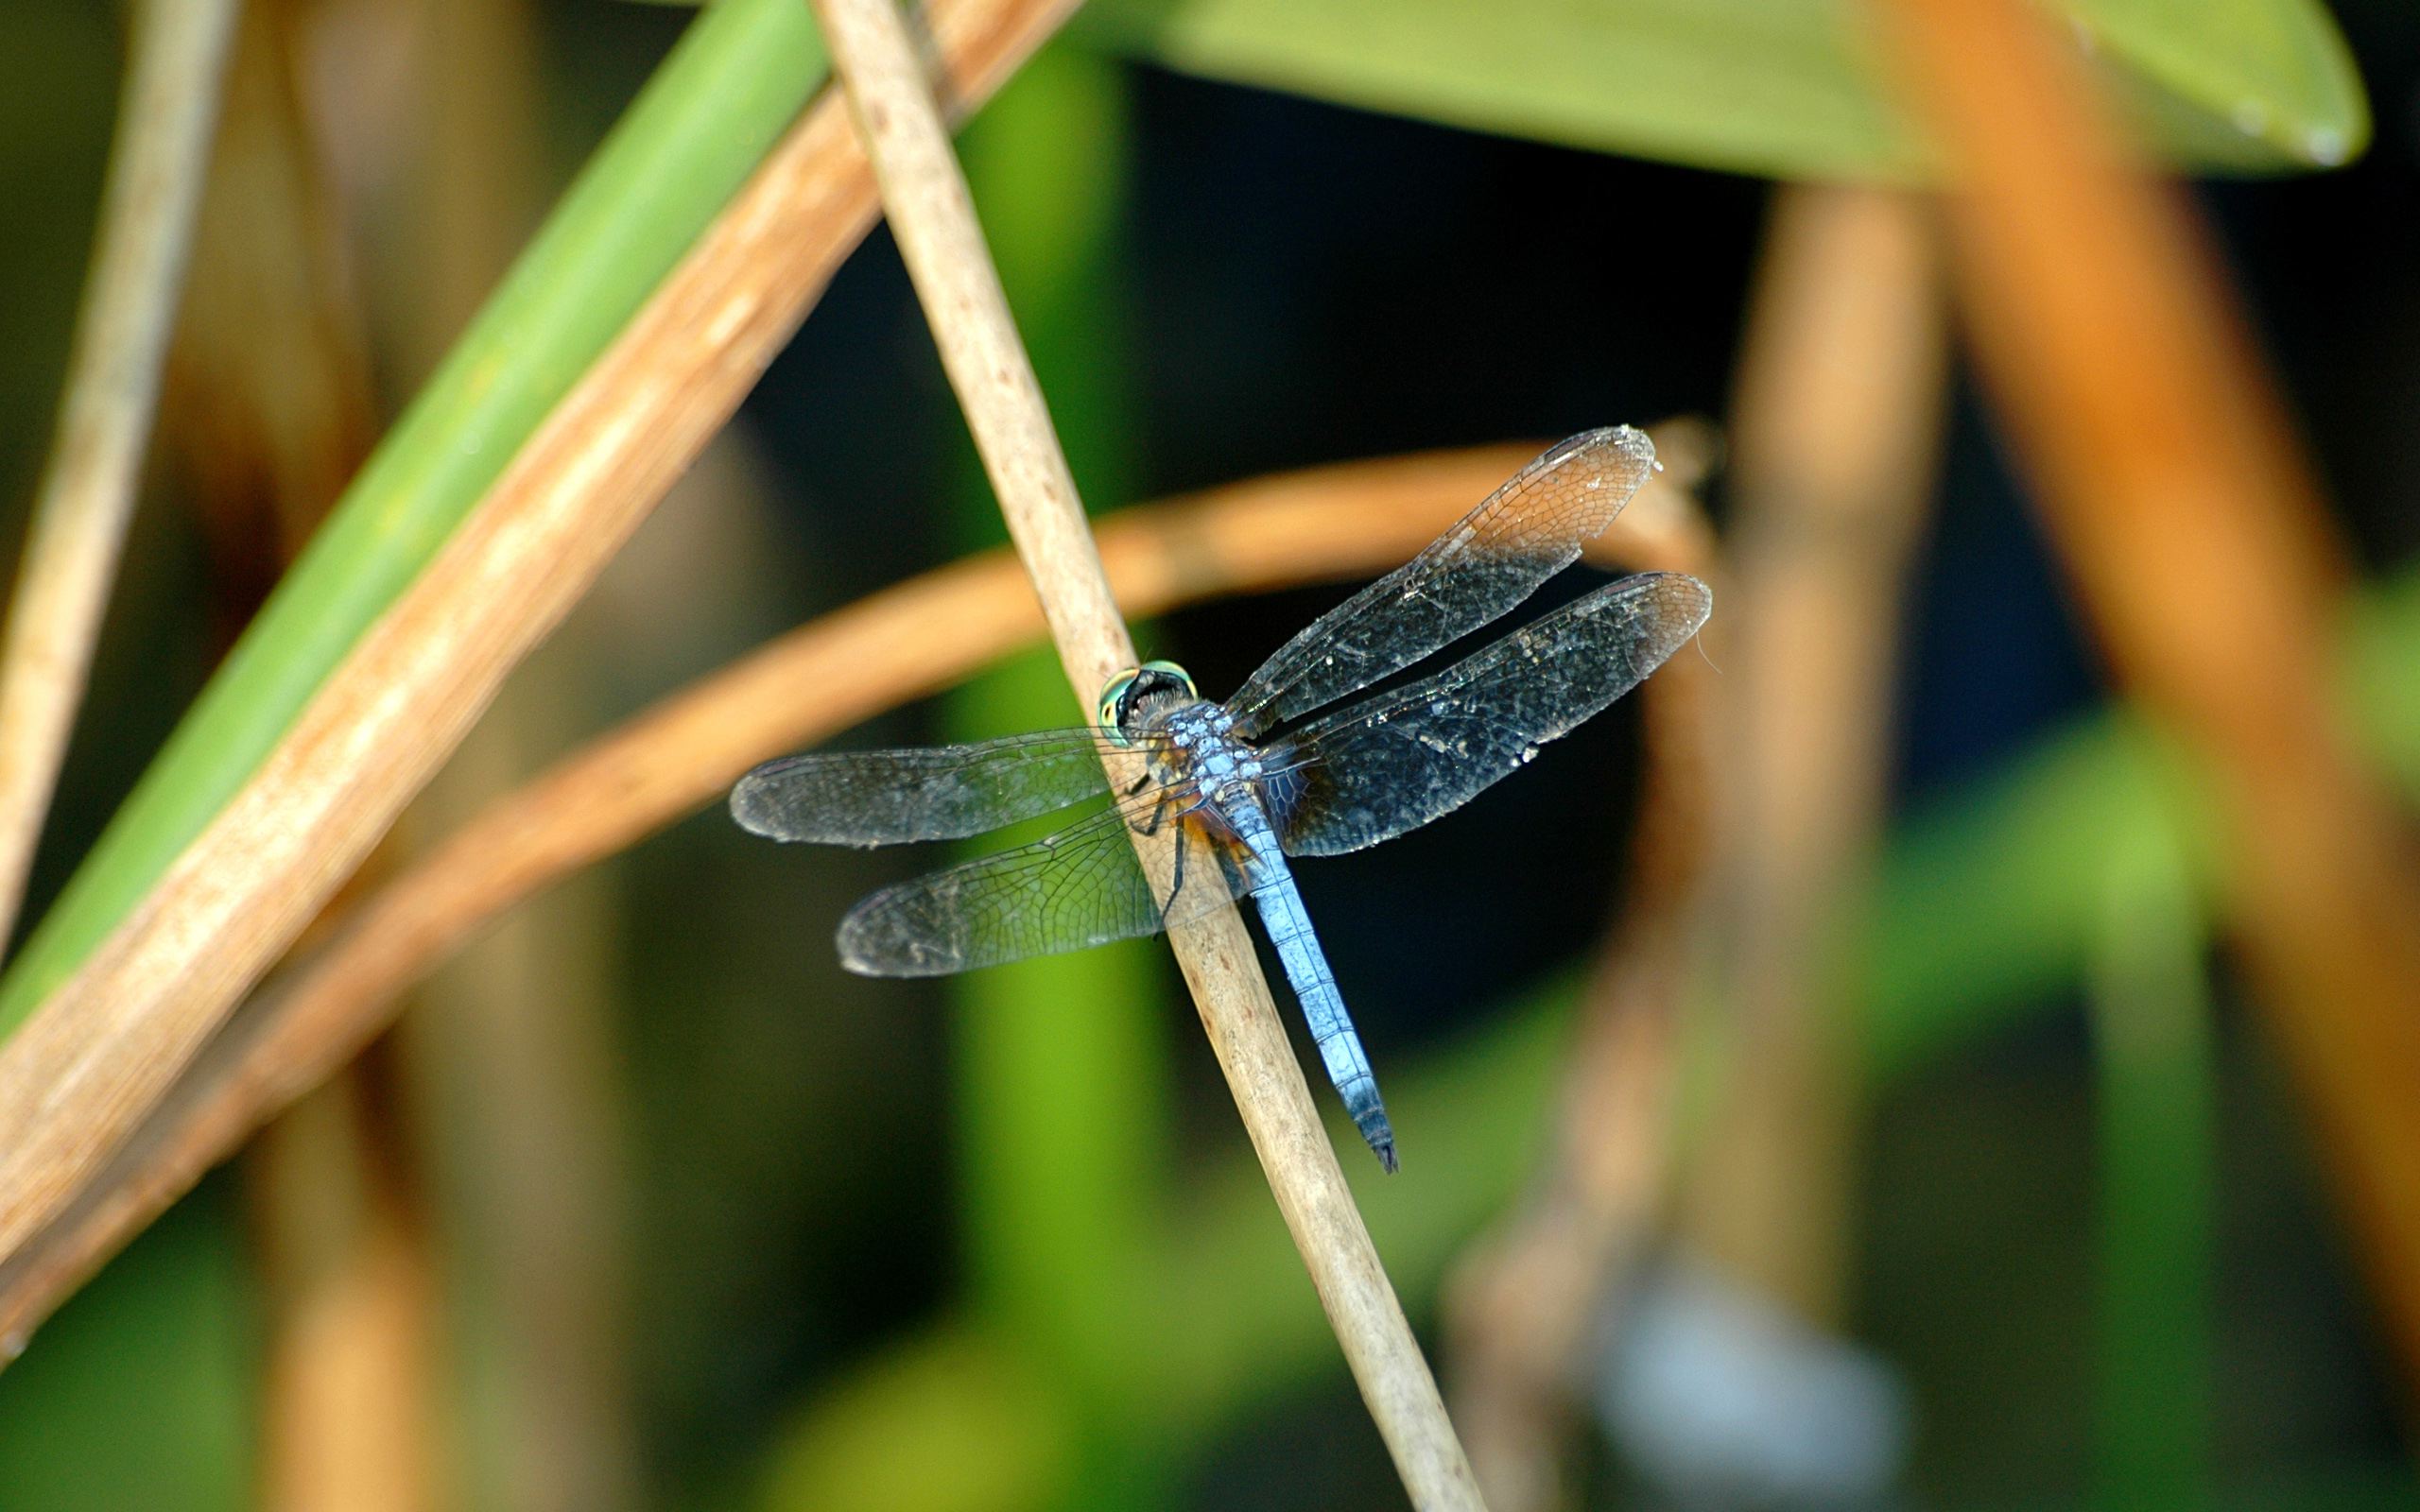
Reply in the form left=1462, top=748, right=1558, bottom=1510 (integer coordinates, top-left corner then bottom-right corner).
left=1078, top=0, right=2371, bottom=180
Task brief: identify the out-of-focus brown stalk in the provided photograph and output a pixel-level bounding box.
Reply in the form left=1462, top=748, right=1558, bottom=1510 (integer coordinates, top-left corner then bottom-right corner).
left=164, top=0, right=377, bottom=582
left=0, top=442, right=1696, bottom=1359
left=383, top=0, right=643, bottom=1503
left=1448, top=185, right=1945, bottom=1510
left=0, top=0, right=1082, bottom=1353
left=1445, top=430, right=1719, bottom=1512
left=163, top=5, right=438, bottom=1505
left=251, top=1070, right=438, bottom=1512
left=1678, top=183, right=1946, bottom=1326
left=1876, top=0, right=2420, bottom=1379
left=0, top=0, right=240, bottom=941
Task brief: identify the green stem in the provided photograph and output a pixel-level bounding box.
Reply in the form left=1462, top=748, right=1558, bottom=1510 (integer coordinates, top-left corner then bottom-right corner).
left=2087, top=820, right=2217, bottom=1511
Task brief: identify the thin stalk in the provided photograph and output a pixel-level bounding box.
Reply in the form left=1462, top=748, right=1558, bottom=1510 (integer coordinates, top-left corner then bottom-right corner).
left=1446, top=432, right=1719, bottom=1512
left=948, top=43, right=1171, bottom=1501
left=804, top=0, right=1483, bottom=1502
left=0, top=0, right=240, bottom=941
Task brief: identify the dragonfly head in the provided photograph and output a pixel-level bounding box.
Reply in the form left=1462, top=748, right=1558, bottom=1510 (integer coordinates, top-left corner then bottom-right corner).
left=1098, top=660, right=1198, bottom=743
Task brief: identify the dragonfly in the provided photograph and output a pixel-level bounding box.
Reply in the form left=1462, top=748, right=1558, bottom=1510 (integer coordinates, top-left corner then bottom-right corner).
left=731, top=427, right=1711, bottom=1172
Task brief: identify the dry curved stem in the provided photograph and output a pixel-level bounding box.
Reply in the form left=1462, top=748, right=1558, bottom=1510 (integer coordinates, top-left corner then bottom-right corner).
left=0, top=441, right=1696, bottom=1346
left=0, top=0, right=241, bottom=942
left=810, top=1, right=1479, bottom=1496
left=0, top=0, right=1081, bottom=1352
left=1876, top=0, right=2420, bottom=1383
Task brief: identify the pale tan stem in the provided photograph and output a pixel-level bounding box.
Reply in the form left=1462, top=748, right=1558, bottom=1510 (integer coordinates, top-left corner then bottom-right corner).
left=0, top=0, right=240, bottom=941
left=806, top=0, right=1481, bottom=1501
left=251, top=1074, right=439, bottom=1512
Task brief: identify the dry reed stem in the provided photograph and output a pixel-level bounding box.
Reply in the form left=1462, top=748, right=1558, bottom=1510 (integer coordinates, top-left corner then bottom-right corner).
left=385, top=0, right=644, bottom=1501
left=1877, top=0, right=2420, bottom=1378
left=0, top=0, right=241, bottom=941
left=810, top=3, right=1480, bottom=1496
left=1676, top=182, right=1945, bottom=1324
left=0, top=0, right=1081, bottom=1349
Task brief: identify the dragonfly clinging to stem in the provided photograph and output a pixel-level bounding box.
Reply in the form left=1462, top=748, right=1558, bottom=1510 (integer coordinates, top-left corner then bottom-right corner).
left=731, top=427, right=1711, bottom=1172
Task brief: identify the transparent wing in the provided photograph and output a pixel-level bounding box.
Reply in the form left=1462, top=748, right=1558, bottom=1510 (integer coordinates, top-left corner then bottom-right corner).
left=730, top=729, right=1168, bottom=848
left=837, top=790, right=1253, bottom=976
left=1268, top=573, right=1710, bottom=858
left=1226, top=427, right=1658, bottom=737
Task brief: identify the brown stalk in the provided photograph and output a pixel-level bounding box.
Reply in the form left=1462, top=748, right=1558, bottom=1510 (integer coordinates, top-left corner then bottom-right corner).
left=251, top=1070, right=439, bottom=1512
left=163, top=3, right=438, bottom=1503
left=1448, top=186, right=1945, bottom=1510
left=382, top=0, right=643, bottom=1503
left=365, top=0, right=646, bottom=1502
left=0, top=0, right=1083, bottom=1348
left=1676, top=182, right=1946, bottom=1325
left=0, top=442, right=1694, bottom=1352
left=815, top=5, right=1479, bottom=1496
left=1875, top=0, right=2420, bottom=1379
left=0, top=0, right=241, bottom=941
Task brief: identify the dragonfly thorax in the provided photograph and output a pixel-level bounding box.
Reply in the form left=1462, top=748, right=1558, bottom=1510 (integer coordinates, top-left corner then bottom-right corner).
left=1151, top=698, right=1273, bottom=812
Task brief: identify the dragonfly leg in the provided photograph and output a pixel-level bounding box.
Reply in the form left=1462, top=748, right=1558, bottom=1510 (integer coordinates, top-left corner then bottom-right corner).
left=1160, top=823, right=1190, bottom=915
left=1133, top=788, right=1169, bottom=838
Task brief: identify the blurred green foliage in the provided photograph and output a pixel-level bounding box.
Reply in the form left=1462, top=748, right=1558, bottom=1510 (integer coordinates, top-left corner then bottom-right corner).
left=0, top=1189, right=254, bottom=1511
left=2087, top=824, right=2217, bottom=1509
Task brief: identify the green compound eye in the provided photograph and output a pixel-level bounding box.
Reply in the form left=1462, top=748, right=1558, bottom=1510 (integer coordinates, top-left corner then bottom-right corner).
left=1096, top=669, right=1142, bottom=741
left=1096, top=660, right=1197, bottom=744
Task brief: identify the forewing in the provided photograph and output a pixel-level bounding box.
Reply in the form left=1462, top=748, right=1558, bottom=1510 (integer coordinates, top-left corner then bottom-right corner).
left=1270, top=573, right=1710, bottom=858
left=731, top=729, right=1155, bottom=847
left=838, top=794, right=1252, bottom=976
left=1226, top=427, right=1657, bottom=735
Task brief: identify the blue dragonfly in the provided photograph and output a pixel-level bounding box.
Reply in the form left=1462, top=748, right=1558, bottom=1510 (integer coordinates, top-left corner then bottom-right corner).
left=731, top=428, right=1710, bottom=1172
